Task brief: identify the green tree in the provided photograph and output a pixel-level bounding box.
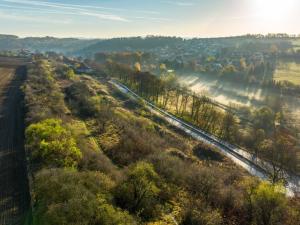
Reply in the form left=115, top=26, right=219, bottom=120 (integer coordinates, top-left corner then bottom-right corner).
left=253, top=107, right=275, bottom=132
left=220, top=111, right=238, bottom=143
left=65, top=68, right=75, bottom=79
left=259, top=130, right=297, bottom=183
left=253, top=129, right=266, bottom=156
left=183, top=208, right=222, bottom=225
left=206, top=56, right=216, bottom=63
left=115, top=162, right=161, bottom=220
left=251, top=182, right=287, bottom=225
left=25, top=119, right=82, bottom=168
left=32, top=169, right=137, bottom=225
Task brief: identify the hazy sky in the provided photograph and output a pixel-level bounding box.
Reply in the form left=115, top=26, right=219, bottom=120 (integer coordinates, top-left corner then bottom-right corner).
left=0, top=0, right=299, bottom=38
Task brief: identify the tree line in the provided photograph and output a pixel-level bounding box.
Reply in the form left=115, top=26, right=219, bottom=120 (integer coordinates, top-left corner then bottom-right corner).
left=104, top=61, right=299, bottom=179
left=22, top=56, right=299, bottom=225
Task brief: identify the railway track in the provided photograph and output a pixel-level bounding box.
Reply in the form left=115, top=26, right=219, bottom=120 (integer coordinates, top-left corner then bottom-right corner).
left=0, top=66, right=30, bottom=225
left=111, top=80, right=299, bottom=196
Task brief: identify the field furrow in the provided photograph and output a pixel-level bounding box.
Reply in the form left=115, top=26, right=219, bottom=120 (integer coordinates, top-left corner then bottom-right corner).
left=0, top=66, right=30, bottom=225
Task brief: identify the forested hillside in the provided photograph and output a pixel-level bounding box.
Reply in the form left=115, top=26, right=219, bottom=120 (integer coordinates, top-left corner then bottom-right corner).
left=102, top=61, right=300, bottom=178
left=1, top=0, right=300, bottom=223
left=2, top=34, right=300, bottom=59
left=22, top=56, right=299, bottom=225
left=78, top=36, right=184, bottom=56
left=0, top=35, right=97, bottom=54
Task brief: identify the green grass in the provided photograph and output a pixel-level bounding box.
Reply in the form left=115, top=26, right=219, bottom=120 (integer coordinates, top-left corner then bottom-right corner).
left=273, top=61, right=300, bottom=85
left=292, top=39, right=300, bottom=51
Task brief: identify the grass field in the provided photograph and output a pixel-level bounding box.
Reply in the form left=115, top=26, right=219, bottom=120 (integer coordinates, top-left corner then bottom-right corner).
left=292, top=39, right=300, bottom=51
left=273, top=61, right=300, bottom=85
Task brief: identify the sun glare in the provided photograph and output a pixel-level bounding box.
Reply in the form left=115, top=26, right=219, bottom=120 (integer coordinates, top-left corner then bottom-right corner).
left=254, top=0, right=295, bottom=21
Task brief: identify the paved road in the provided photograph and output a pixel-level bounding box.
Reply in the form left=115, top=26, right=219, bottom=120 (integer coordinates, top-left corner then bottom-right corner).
left=111, top=80, right=300, bottom=196
left=0, top=66, right=30, bottom=225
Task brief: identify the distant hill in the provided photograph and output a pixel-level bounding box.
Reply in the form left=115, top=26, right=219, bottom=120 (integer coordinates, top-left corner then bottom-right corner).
left=0, top=34, right=98, bottom=54
left=75, top=35, right=298, bottom=57
left=1, top=34, right=298, bottom=58
left=76, top=36, right=184, bottom=56
left=0, top=35, right=186, bottom=57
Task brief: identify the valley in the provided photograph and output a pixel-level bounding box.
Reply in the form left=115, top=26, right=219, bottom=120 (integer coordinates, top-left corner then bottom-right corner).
left=178, top=70, right=300, bottom=131
left=1, top=0, right=300, bottom=223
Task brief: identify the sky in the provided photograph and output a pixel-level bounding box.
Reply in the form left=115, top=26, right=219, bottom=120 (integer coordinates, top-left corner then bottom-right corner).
left=0, top=0, right=300, bottom=38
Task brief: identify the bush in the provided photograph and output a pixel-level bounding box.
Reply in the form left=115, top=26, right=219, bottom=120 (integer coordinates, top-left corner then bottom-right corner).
left=148, top=152, right=188, bottom=186
left=65, top=68, right=75, bottom=80
left=185, top=166, right=220, bottom=204
left=103, top=121, right=161, bottom=166
left=32, top=169, right=137, bottom=225
left=115, top=162, right=163, bottom=220
left=193, top=142, right=224, bottom=161
left=65, top=82, right=99, bottom=118
left=25, top=119, right=82, bottom=168
left=79, top=147, right=121, bottom=180
left=24, top=60, right=68, bottom=124
left=251, top=182, right=287, bottom=225
left=182, top=208, right=223, bottom=225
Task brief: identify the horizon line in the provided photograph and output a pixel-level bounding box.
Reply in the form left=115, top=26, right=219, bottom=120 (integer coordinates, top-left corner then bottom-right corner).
left=1, top=33, right=300, bottom=40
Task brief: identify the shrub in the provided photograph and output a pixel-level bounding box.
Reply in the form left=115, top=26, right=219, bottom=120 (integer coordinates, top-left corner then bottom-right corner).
left=65, top=82, right=99, bottom=118
left=25, top=119, right=82, bottom=168
left=182, top=208, right=223, bottom=225
left=32, top=169, right=137, bottom=225
left=251, top=182, right=287, bottom=225
left=115, top=162, right=162, bottom=220
left=24, top=61, right=68, bottom=124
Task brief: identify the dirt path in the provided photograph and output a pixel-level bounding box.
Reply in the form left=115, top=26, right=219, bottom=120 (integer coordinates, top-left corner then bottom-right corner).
left=0, top=66, right=30, bottom=225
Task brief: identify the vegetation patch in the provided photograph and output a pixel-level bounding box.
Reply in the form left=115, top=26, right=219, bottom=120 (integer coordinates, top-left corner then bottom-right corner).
left=274, top=61, right=300, bottom=85
left=193, top=143, right=225, bottom=162
left=25, top=119, right=82, bottom=169
left=21, top=57, right=299, bottom=225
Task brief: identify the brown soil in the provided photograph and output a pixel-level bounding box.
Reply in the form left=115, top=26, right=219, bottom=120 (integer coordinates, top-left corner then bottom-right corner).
left=0, top=66, right=30, bottom=225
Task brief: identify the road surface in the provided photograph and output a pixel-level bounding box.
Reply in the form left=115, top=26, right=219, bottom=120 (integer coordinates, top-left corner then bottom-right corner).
left=110, top=80, right=300, bottom=196
left=0, top=66, right=30, bottom=225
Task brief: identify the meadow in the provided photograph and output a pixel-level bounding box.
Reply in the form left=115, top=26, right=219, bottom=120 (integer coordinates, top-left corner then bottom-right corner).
left=273, top=61, right=300, bottom=85
left=292, top=39, right=300, bottom=51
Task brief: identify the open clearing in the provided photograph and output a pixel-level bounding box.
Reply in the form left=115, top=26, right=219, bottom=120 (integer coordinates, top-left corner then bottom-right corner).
left=0, top=66, right=30, bottom=225
left=292, top=39, right=300, bottom=51
left=274, top=61, right=300, bottom=85
left=178, top=72, right=300, bottom=133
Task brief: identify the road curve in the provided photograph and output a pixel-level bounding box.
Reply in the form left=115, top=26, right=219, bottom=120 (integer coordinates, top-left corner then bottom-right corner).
left=110, top=80, right=300, bottom=197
